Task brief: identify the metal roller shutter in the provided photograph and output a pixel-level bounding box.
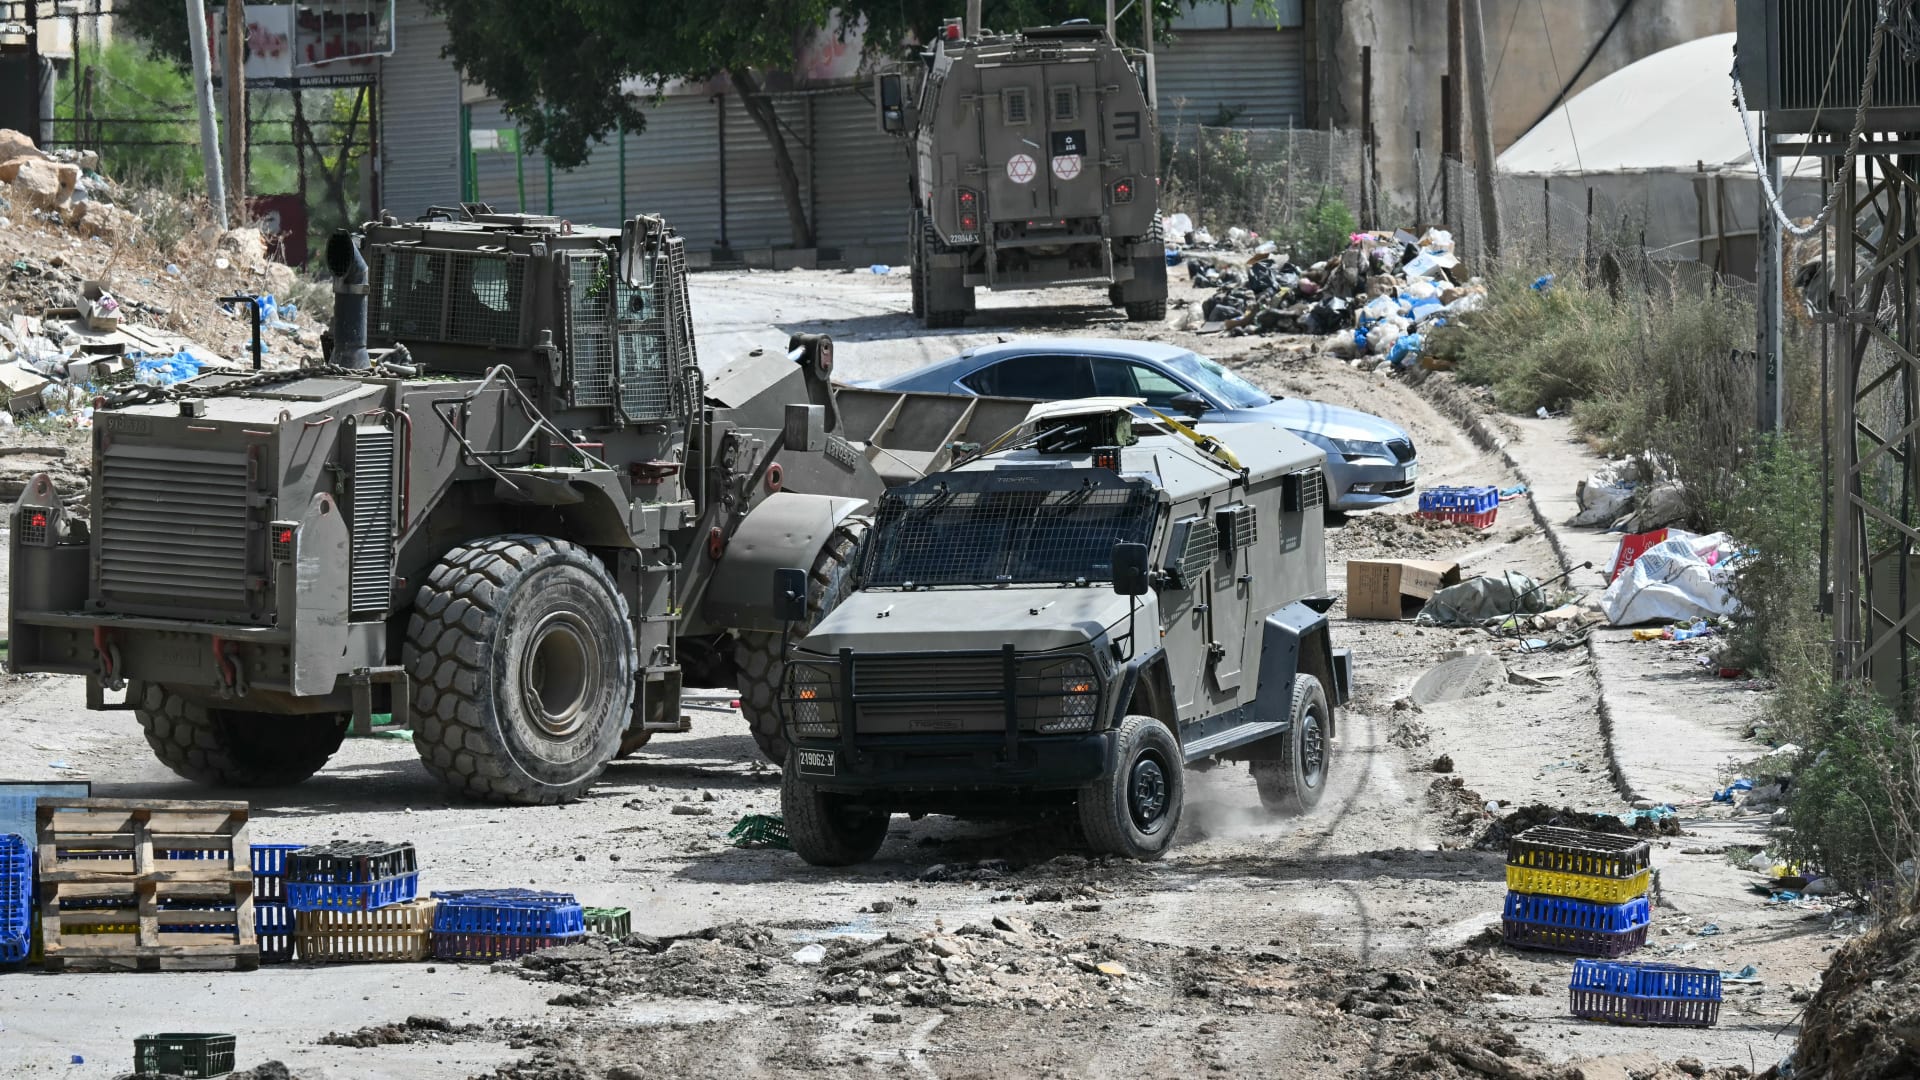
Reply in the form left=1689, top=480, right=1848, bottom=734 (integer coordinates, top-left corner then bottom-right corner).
left=810, top=90, right=911, bottom=258
left=721, top=94, right=811, bottom=249
left=622, top=97, right=724, bottom=251
left=469, top=101, right=549, bottom=215
left=1154, top=29, right=1307, bottom=131
left=379, top=2, right=462, bottom=220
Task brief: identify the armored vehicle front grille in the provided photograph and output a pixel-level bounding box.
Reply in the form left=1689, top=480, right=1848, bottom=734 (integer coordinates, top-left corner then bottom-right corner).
left=349, top=426, right=395, bottom=616
left=854, top=654, right=1005, bottom=734
left=98, top=445, right=251, bottom=612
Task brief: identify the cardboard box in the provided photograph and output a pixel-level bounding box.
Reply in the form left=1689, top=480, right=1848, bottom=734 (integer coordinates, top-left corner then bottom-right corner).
left=1346, top=559, right=1463, bottom=620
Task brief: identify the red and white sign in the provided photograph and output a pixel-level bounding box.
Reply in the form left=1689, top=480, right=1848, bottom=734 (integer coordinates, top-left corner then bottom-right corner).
left=1051, top=154, right=1082, bottom=181
left=1006, top=154, right=1037, bottom=184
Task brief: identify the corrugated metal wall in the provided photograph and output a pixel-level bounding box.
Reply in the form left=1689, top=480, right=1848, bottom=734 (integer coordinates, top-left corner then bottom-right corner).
left=720, top=96, right=811, bottom=249
left=625, top=98, right=723, bottom=247
left=811, top=92, right=912, bottom=252
left=379, top=1, right=463, bottom=220
left=1155, top=29, right=1308, bottom=130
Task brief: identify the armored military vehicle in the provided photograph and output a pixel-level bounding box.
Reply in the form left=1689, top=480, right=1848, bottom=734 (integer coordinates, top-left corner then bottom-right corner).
left=776, top=398, right=1353, bottom=863
left=7, top=206, right=1037, bottom=805
left=876, top=17, right=1168, bottom=328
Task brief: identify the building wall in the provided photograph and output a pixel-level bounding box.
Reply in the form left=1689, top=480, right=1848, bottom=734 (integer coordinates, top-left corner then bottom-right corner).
left=1317, top=0, right=1736, bottom=219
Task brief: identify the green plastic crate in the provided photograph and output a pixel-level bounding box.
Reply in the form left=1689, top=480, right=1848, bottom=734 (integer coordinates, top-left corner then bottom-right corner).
left=584, top=906, right=631, bottom=938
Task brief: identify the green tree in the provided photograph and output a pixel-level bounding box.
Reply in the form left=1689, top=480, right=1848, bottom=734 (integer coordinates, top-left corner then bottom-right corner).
left=427, top=0, right=1208, bottom=248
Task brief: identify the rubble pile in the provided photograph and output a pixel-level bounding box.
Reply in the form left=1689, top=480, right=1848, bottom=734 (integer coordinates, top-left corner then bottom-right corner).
left=1170, top=222, right=1485, bottom=370
left=1333, top=513, right=1489, bottom=560
left=0, top=128, right=328, bottom=437
left=1770, top=915, right=1920, bottom=1080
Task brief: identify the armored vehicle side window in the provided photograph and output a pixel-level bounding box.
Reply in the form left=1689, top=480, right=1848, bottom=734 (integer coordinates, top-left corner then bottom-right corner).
left=1052, top=85, right=1078, bottom=122
left=372, top=249, right=448, bottom=338
left=448, top=253, right=524, bottom=345
left=1002, top=87, right=1030, bottom=125
left=1090, top=357, right=1189, bottom=409
left=960, top=355, right=1095, bottom=400
left=862, top=480, right=1157, bottom=587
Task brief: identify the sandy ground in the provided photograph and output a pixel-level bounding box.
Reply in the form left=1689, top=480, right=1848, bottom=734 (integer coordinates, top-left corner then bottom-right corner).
left=0, top=269, right=1832, bottom=1079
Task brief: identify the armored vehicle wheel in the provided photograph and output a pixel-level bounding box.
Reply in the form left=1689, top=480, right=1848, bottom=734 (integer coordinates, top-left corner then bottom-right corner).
left=783, top=763, right=890, bottom=866
left=133, top=681, right=348, bottom=787
left=1078, top=714, right=1184, bottom=860
left=1124, top=299, right=1168, bottom=322
left=405, top=535, right=634, bottom=805
left=735, top=522, right=863, bottom=764
left=1251, top=679, right=1331, bottom=815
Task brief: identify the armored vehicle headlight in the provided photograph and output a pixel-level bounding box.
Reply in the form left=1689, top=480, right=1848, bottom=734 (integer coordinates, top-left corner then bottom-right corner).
left=783, top=662, right=839, bottom=739
left=1034, top=657, right=1100, bottom=734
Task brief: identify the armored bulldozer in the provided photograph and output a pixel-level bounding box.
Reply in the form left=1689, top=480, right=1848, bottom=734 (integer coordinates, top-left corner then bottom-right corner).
left=776, top=399, right=1354, bottom=864
left=6, top=206, right=1037, bottom=804
left=876, top=17, right=1168, bottom=328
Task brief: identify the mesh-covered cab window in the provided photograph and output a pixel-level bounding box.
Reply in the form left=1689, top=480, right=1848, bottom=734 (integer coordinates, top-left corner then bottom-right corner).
left=862, top=478, right=1157, bottom=587
left=567, top=253, right=615, bottom=406
left=616, top=277, right=676, bottom=420
left=370, top=249, right=447, bottom=339
left=449, top=253, right=525, bottom=345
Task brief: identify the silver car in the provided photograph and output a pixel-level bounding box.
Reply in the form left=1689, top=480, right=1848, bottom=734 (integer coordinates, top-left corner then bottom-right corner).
left=864, top=338, right=1419, bottom=510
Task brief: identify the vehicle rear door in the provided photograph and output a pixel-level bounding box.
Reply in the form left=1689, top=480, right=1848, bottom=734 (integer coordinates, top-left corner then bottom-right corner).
left=979, top=66, right=1050, bottom=220
left=959, top=354, right=1096, bottom=399
left=1044, top=63, right=1101, bottom=219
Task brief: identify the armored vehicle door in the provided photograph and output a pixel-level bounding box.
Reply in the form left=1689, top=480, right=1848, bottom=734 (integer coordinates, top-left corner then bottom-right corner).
left=1207, top=502, right=1260, bottom=693
left=1042, top=63, right=1101, bottom=220
left=980, top=66, right=1050, bottom=220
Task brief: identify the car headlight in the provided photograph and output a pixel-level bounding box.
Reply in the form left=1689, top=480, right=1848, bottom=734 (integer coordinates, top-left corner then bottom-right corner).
left=782, top=661, right=839, bottom=739
left=1326, top=436, right=1393, bottom=462
left=1029, top=656, right=1100, bottom=734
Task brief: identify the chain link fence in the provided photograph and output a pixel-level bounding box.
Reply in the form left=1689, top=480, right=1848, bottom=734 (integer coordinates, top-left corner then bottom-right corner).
left=1160, top=121, right=1366, bottom=260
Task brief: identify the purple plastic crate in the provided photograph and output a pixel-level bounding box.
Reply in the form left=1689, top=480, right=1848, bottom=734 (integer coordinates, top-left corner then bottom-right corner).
left=1502, top=892, right=1651, bottom=958
left=1569, top=960, right=1721, bottom=1027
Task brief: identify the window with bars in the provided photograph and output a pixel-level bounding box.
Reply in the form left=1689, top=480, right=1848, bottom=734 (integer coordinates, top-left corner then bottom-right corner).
left=861, top=476, right=1157, bottom=587
left=1002, top=87, right=1030, bottom=125
left=1052, top=85, right=1078, bottom=122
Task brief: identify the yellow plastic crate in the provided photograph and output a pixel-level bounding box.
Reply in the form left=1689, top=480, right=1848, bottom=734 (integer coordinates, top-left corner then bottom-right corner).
left=1506, top=864, right=1650, bottom=904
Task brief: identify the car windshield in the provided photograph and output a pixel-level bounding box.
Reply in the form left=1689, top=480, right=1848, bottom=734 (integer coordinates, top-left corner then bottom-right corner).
left=861, top=477, right=1158, bottom=587
left=1164, top=351, right=1272, bottom=409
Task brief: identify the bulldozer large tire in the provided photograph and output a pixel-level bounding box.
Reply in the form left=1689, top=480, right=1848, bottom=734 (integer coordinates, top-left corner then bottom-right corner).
left=735, top=521, right=864, bottom=764
left=405, top=535, right=634, bottom=805
left=133, top=681, right=348, bottom=788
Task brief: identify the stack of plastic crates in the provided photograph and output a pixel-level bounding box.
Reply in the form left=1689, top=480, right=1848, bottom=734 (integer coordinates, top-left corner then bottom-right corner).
left=432, top=889, right=585, bottom=961
left=285, top=841, right=419, bottom=911
left=251, top=844, right=303, bottom=963
left=1502, top=826, right=1652, bottom=957
left=1, top=833, right=29, bottom=964
left=1417, top=485, right=1499, bottom=528
left=1568, top=960, right=1721, bottom=1027
left=287, top=841, right=429, bottom=963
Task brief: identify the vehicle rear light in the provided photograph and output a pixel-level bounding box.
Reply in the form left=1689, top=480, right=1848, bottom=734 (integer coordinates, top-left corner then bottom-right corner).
left=1092, top=445, right=1120, bottom=471
left=943, top=18, right=963, bottom=40
left=20, top=510, right=48, bottom=546
left=957, top=187, right=980, bottom=231
left=270, top=521, right=298, bottom=562
left=1111, top=178, right=1135, bottom=205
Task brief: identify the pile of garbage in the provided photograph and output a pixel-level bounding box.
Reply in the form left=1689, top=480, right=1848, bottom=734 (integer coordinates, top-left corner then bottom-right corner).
left=1167, top=221, right=1486, bottom=367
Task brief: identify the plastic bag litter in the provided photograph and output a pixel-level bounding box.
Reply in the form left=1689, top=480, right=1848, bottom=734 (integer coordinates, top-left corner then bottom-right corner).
left=1327, top=329, right=1361, bottom=359
left=1166, top=212, right=1194, bottom=239
left=1572, top=460, right=1640, bottom=527
left=1416, top=571, right=1549, bottom=626
left=1599, top=535, right=1742, bottom=626
left=1388, top=333, right=1424, bottom=367
left=133, top=349, right=207, bottom=387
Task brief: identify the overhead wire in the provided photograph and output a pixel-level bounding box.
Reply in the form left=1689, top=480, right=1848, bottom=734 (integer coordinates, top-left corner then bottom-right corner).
left=1535, top=0, right=1585, bottom=177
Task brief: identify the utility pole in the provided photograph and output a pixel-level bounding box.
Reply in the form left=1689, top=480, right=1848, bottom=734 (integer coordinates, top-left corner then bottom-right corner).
left=1462, top=0, right=1502, bottom=259
left=965, top=0, right=980, bottom=36
left=184, top=0, right=227, bottom=227
left=1105, top=0, right=1115, bottom=40
left=224, top=0, right=247, bottom=221
left=1757, top=117, right=1785, bottom=432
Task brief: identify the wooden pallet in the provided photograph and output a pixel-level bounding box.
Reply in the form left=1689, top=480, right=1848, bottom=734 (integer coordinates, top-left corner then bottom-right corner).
left=36, top=799, right=257, bottom=972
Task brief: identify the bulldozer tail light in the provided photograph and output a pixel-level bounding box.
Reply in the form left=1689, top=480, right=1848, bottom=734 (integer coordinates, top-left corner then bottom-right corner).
left=1111, top=178, right=1134, bottom=205
left=271, top=521, right=298, bottom=562
left=20, top=510, right=48, bottom=546
left=766, top=463, right=784, bottom=492
left=943, top=17, right=963, bottom=40
left=957, top=187, right=980, bottom=231
left=708, top=527, right=726, bottom=560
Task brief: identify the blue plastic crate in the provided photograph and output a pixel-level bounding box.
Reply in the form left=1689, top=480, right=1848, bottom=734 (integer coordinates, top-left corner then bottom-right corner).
left=431, top=889, right=584, bottom=937
left=1418, top=485, right=1499, bottom=514
left=287, top=871, right=419, bottom=912
left=1569, top=960, right=1721, bottom=1027
left=256, top=902, right=293, bottom=964
left=251, top=844, right=304, bottom=905
left=0, top=833, right=30, bottom=964
left=1505, top=892, right=1650, bottom=934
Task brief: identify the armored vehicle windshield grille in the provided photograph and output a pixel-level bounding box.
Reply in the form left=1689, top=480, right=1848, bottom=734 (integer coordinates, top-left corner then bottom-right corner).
left=1168, top=515, right=1218, bottom=585
left=349, top=426, right=395, bottom=616
left=862, top=481, right=1156, bottom=587
left=368, top=248, right=525, bottom=347
left=98, top=444, right=251, bottom=613
left=565, top=252, right=616, bottom=407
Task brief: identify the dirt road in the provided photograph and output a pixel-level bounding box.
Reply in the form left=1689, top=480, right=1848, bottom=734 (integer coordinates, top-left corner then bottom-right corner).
left=0, top=272, right=1822, bottom=1079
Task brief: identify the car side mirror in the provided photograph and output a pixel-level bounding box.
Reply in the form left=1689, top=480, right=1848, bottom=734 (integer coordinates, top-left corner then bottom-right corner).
left=773, top=567, right=810, bottom=623
left=1170, top=392, right=1210, bottom=420
left=1111, top=542, right=1151, bottom=596
left=876, top=73, right=907, bottom=134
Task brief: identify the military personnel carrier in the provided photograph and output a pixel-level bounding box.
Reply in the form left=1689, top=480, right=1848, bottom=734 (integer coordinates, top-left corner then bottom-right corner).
left=776, top=398, right=1353, bottom=863
left=876, top=16, right=1169, bottom=328
left=6, top=207, right=1037, bottom=805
